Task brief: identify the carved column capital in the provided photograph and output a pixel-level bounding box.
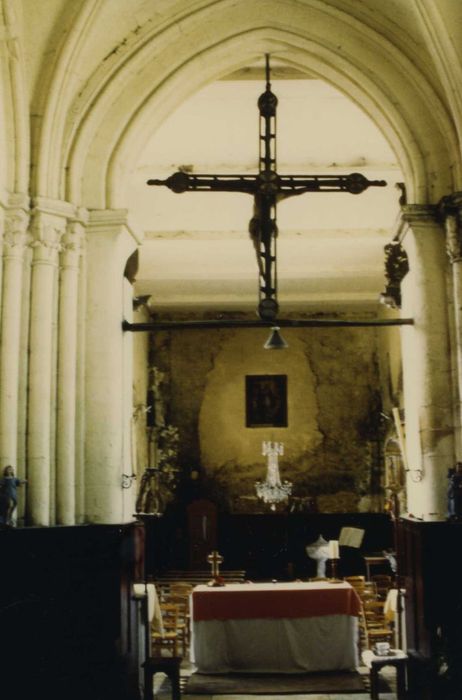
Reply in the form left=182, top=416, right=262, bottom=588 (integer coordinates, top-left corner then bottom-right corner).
left=60, top=220, right=86, bottom=270
left=3, top=207, right=31, bottom=256
left=30, top=208, right=68, bottom=265
left=30, top=223, right=63, bottom=263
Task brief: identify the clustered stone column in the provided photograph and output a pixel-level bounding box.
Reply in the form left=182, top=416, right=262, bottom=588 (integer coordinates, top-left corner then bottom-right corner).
left=400, top=205, right=455, bottom=518
left=0, top=203, right=4, bottom=313
left=442, top=194, right=462, bottom=455
left=56, top=215, right=86, bottom=525
left=27, top=201, right=68, bottom=525
left=0, top=197, right=140, bottom=526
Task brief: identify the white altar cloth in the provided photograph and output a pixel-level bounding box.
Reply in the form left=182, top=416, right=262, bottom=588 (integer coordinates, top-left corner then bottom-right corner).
left=191, top=581, right=359, bottom=674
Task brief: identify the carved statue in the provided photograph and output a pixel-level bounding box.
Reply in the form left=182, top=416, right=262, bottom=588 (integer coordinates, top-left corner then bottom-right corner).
left=136, top=468, right=162, bottom=515
left=0, top=465, right=27, bottom=527
left=447, top=463, right=462, bottom=521
left=380, top=242, right=409, bottom=309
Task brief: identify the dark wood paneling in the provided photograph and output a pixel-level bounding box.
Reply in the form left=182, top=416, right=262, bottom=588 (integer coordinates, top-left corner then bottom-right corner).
left=219, top=512, right=393, bottom=579
left=398, top=518, right=462, bottom=699
left=0, top=523, right=144, bottom=700
left=145, top=509, right=393, bottom=579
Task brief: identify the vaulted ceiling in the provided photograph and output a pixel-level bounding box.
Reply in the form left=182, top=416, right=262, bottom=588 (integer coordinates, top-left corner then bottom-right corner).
left=6, top=0, right=462, bottom=317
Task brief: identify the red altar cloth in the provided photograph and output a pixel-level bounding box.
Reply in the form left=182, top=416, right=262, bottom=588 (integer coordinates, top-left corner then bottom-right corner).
left=192, top=581, right=361, bottom=621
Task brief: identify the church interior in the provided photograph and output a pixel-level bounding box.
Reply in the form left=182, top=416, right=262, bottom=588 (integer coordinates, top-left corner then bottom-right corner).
left=1, top=1, right=462, bottom=699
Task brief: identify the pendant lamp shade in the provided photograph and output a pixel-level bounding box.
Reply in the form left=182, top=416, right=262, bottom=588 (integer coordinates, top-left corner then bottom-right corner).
left=264, top=326, right=288, bottom=350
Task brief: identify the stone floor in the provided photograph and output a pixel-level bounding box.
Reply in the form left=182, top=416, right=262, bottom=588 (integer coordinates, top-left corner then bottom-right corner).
left=153, top=660, right=399, bottom=700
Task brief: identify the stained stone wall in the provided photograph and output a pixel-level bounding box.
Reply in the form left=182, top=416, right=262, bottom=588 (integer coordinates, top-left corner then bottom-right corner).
left=150, top=324, right=387, bottom=513
left=132, top=304, right=151, bottom=475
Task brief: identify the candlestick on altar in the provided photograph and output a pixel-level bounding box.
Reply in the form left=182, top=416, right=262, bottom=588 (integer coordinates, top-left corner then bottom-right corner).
left=207, top=550, right=225, bottom=587
left=327, top=540, right=342, bottom=582
left=328, top=558, right=342, bottom=583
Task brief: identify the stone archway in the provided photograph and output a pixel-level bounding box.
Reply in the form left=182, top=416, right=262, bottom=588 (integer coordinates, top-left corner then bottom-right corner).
left=30, top=1, right=459, bottom=208
left=15, top=0, right=461, bottom=523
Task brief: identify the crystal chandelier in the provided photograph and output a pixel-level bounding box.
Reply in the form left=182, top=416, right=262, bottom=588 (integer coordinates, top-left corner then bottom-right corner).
left=255, top=441, right=292, bottom=510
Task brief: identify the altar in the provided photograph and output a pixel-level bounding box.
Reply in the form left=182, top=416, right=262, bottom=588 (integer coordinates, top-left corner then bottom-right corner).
left=191, top=581, right=361, bottom=673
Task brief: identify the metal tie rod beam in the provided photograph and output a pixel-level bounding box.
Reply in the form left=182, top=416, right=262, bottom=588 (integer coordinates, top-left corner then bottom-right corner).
left=122, top=318, right=414, bottom=332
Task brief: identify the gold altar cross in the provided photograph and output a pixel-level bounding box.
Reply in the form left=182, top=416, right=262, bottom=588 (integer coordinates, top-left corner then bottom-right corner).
left=207, top=550, right=225, bottom=586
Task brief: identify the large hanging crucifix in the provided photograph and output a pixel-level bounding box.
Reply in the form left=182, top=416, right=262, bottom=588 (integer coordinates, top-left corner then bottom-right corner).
left=147, top=55, right=386, bottom=323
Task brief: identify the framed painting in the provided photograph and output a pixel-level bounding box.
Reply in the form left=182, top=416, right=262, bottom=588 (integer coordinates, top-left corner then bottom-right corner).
left=245, top=374, right=288, bottom=428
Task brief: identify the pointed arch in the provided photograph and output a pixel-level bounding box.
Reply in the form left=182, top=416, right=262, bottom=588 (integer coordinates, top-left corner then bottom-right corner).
left=31, top=0, right=460, bottom=208
left=29, top=0, right=101, bottom=199
left=0, top=0, right=30, bottom=196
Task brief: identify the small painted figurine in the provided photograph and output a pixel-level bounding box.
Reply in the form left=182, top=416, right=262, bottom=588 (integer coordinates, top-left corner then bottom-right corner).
left=447, top=463, right=462, bottom=521
left=0, top=465, right=27, bottom=527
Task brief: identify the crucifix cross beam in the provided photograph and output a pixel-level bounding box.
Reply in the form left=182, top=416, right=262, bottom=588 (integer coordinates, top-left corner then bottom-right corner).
left=147, top=55, right=387, bottom=322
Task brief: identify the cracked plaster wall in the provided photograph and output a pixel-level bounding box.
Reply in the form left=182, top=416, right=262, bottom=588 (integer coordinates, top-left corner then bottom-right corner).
left=151, top=324, right=386, bottom=513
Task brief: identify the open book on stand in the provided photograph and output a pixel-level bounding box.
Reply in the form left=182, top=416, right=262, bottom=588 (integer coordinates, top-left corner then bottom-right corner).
left=339, top=527, right=364, bottom=548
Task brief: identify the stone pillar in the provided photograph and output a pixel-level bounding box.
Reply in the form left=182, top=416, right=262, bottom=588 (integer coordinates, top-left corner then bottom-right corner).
left=75, top=215, right=87, bottom=524
left=442, top=193, right=462, bottom=458
left=0, top=199, right=29, bottom=466
left=27, top=200, right=69, bottom=526
left=17, top=242, right=32, bottom=522
left=85, top=210, right=139, bottom=524
left=400, top=205, right=455, bottom=518
left=0, top=201, right=5, bottom=313
left=122, top=277, right=136, bottom=521
left=55, top=215, right=85, bottom=525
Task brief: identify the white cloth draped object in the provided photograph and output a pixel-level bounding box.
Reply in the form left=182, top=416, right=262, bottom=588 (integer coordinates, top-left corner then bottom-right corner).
left=191, top=582, right=359, bottom=673
left=133, top=583, right=163, bottom=632
left=192, top=615, right=358, bottom=673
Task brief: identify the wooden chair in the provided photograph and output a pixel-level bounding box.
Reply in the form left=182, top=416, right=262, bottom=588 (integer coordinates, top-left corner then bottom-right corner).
left=345, top=575, right=366, bottom=591
left=169, top=582, right=193, bottom=644
left=345, top=576, right=375, bottom=601
left=363, top=599, right=388, bottom=628
left=366, top=627, right=394, bottom=649
left=371, top=574, right=393, bottom=601
left=345, top=575, right=366, bottom=584
left=344, top=576, right=367, bottom=597
left=359, top=599, right=394, bottom=652
left=362, top=581, right=378, bottom=597
left=164, top=593, right=190, bottom=654
left=169, top=581, right=193, bottom=595
left=151, top=603, right=179, bottom=656
left=156, top=582, right=171, bottom=603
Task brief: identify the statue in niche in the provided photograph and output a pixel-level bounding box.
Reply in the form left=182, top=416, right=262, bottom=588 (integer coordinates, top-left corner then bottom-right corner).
left=136, top=468, right=161, bottom=515
left=384, top=436, right=406, bottom=514
left=136, top=365, right=180, bottom=515
left=131, top=400, right=150, bottom=482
